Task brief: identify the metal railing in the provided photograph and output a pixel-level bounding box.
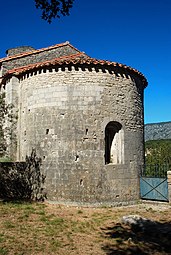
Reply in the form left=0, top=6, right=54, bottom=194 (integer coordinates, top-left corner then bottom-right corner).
left=141, top=163, right=170, bottom=178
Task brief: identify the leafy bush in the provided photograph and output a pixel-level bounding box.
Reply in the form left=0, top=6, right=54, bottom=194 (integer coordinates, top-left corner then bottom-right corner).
left=0, top=149, right=46, bottom=201
left=144, top=139, right=171, bottom=177
left=145, top=139, right=171, bottom=165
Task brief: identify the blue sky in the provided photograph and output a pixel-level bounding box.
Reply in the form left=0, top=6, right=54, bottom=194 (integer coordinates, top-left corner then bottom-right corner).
left=0, top=0, right=170, bottom=124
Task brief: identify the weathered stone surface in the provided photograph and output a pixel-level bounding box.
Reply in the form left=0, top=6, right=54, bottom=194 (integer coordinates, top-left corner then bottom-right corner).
left=6, top=46, right=36, bottom=56
left=122, top=215, right=155, bottom=228
left=1, top=44, right=79, bottom=76
left=167, top=171, right=171, bottom=203
left=0, top=43, right=147, bottom=205
left=14, top=66, right=144, bottom=204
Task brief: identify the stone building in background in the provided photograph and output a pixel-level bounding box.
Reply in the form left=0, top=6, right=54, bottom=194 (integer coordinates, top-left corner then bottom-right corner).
left=0, top=42, right=148, bottom=205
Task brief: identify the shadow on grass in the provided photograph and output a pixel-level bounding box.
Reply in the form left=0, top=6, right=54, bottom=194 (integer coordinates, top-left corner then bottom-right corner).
left=101, top=219, right=171, bottom=255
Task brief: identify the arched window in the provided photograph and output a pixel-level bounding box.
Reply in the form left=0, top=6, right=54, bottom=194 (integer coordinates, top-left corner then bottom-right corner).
left=105, top=121, right=124, bottom=164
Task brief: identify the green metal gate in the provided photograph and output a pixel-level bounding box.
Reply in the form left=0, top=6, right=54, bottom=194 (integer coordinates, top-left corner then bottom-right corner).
left=140, top=164, right=169, bottom=202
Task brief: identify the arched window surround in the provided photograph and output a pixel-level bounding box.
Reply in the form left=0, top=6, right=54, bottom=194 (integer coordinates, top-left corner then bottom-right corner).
left=105, top=121, right=124, bottom=165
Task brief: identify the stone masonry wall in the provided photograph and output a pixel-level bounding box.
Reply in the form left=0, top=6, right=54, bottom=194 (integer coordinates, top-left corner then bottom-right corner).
left=14, top=65, right=145, bottom=205
left=167, top=171, right=171, bottom=204
left=1, top=45, right=78, bottom=76
left=6, top=46, right=36, bottom=56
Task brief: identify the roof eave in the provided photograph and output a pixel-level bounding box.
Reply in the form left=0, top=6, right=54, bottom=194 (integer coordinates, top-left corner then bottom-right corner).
left=0, top=54, right=148, bottom=88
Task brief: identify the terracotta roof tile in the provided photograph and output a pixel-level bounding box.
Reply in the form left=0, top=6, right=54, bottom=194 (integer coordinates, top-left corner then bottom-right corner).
left=0, top=52, right=147, bottom=87
left=0, top=41, right=81, bottom=63
left=5, top=52, right=87, bottom=74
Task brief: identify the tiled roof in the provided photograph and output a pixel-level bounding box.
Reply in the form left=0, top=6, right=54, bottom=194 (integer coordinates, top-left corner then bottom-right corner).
left=0, top=41, right=81, bottom=63
left=0, top=52, right=147, bottom=87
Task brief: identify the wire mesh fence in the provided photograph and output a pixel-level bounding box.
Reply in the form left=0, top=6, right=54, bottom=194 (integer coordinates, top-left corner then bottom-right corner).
left=141, top=163, right=170, bottom=178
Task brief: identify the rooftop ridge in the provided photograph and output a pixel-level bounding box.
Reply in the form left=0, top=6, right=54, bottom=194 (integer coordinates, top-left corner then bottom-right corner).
left=0, top=52, right=148, bottom=87
left=4, top=52, right=88, bottom=74
left=0, top=41, right=81, bottom=63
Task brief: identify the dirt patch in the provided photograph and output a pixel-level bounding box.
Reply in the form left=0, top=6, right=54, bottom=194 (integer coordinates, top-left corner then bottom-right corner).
left=0, top=201, right=171, bottom=255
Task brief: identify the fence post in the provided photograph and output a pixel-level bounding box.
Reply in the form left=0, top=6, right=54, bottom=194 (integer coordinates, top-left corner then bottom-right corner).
left=167, top=171, right=171, bottom=203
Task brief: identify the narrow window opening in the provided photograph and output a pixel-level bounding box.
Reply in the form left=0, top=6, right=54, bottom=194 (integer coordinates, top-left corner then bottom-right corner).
left=105, top=121, right=124, bottom=164
left=75, top=155, right=79, bottom=162
left=86, top=128, right=88, bottom=135
left=80, top=179, right=83, bottom=186
left=46, top=129, right=49, bottom=134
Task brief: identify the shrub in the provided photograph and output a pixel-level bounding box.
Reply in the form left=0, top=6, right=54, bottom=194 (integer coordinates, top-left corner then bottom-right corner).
left=0, top=149, right=46, bottom=201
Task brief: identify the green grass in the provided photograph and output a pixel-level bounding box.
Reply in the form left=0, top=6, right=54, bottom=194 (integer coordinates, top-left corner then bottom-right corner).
left=3, top=221, right=15, bottom=229
left=0, top=247, right=8, bottom=255
left=0, top=201, right=171, bottom=255
left=0, top=157, right=12, bottom=162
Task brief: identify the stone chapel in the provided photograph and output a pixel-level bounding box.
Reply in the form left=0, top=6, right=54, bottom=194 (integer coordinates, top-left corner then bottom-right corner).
left=0, top=42, right=147, bottom=205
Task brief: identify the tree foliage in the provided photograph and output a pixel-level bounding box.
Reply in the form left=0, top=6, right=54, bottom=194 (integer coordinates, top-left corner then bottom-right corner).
left=0, top=92, right=14, bottom=158
left=0, top=92, right=17, bottom=160
left=144, top=139, right=171, bottom=177
left=0, top=149, right=46, bottom=201
left=35, top=0, right=75, bottom=23
left=0, top=92, right=8, bottom=157
left=145, top=139, right=171, bottom=166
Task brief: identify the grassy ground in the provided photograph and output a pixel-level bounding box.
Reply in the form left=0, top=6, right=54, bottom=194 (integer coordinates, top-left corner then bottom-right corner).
left=0, top=201, right=171, bottom=255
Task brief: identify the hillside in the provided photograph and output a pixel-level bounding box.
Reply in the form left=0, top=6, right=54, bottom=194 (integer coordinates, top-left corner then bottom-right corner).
left=145, top=121, right=171, bottom=141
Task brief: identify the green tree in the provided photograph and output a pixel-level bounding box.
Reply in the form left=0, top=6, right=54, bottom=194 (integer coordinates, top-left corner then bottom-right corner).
left=0, top=92, right=8, bottom=158
left=35, top=0, right=75, bottom=23
left=0, top=92, right=17, bottom=161
left=145, top=139, right=171, bottom=166
left=0, top=149, right=46, bottom=201
left=145, top=139, right=171, bottom=177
